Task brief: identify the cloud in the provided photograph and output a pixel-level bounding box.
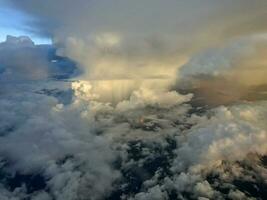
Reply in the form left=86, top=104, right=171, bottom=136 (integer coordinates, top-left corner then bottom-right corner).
left=116, top=87, right=192, bottom=111
left=172, top=103, right=267, bottom=172
left=1, top=1, right=267, bottom=199
left=0, top=35, right=79, bottom=81
left=177, top=35, right=267, bottom=105
left=163, top=101, right=267, bottom=198
left=133, top=185, right=167, bottom=200
left=0, top=87, right=120, bottom=200
left=0, top=70, right=267, bottom=199
left=69, top=78, right=267, bottom=199
left=6, top=0, right=267, bottom=101
left=0, top=35, right=49, bottom=80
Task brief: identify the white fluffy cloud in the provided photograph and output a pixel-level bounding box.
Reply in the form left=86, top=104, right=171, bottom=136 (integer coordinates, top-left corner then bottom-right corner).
left=0, top=86, right=120, bottom=200
left=0, top=71, right=267, bottom=199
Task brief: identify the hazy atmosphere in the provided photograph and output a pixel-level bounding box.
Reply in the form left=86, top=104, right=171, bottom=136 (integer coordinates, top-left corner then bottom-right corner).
left=0, top=1, right=267, bottom=199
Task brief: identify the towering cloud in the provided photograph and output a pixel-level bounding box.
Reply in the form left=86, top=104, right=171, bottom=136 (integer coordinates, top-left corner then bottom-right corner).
left=6, top=0, right=267, bottom=102
left=178, top=35, right=267, bottom=105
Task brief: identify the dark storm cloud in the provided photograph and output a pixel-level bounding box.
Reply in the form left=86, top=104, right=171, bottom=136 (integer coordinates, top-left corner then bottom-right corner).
left=5, top=0, right=267, bottom=85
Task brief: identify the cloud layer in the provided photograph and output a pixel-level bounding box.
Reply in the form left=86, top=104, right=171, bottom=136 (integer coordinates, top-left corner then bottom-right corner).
left=1, top=78, right=267, bottom=199
left=0, top=1, right=267, bottom=199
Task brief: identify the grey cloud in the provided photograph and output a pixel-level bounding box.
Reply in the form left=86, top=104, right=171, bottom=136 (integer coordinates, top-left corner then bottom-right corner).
left=0, top=35, right=49, bottom=80
left=6, top=0, right=267, bottom=86
left=0, top=35, right=79, bottom=81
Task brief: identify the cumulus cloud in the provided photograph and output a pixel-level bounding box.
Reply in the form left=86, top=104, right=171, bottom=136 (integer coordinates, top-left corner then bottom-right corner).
left=68, top=79, right=267, bottom=199
left=6, top=0, right=267, bottom=101
left=172, top=102, right=267, bottom=172
left=0, top=35, right=78, bottom=81
left=0, top=35, right=49, bottom=80
left=1, top=69, right=267, bottom=199
left=155, top=101, right=267, bottom=199
left=0, top=75, right=194, bottom=199
left=0, top=84, right=121, bottom=200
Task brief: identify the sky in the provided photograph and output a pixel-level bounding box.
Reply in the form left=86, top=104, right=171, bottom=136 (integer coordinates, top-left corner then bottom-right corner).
left=0, top=4, right=50, bottom=44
